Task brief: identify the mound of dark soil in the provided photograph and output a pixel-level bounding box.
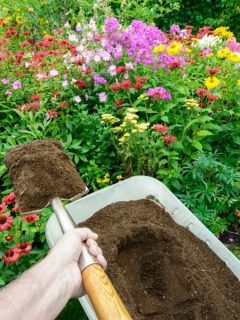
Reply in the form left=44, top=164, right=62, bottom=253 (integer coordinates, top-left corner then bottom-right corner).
left=5, top=139, right=86, bottom=213
left=79, top=199, right=240, bottom=320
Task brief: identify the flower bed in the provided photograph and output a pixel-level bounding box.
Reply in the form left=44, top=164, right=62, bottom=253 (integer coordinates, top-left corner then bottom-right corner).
left=0, top=12, right=239, bottom=290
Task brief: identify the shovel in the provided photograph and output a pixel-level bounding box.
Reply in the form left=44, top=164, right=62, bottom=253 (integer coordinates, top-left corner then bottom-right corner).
left=5, top=139, right=132, bottom=320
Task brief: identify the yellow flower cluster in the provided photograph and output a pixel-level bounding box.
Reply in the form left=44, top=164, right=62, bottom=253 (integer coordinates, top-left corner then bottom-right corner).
left=167, top=41, right=183, bottom=56
left=137, top=93, right=148, bottom=101
left=1, top=16, right=12, bottom=26
left=101, top=113, right=120, bottom=124
left=217, top=47, right=231, bottom=59
left=153, top=44, right=165, bottom=54
left=237, top=80, right=240, bottom=86
left=116, top=108, right=150, bottom=144
left=227, top=52, right=240, bottom=63
left=213, top=27, right=234, bottom=39
left=184, top=99, right=199, bottom=109
left=96, top=173, right=110, bottom=184
left=204, top=76, right=220, bottom=90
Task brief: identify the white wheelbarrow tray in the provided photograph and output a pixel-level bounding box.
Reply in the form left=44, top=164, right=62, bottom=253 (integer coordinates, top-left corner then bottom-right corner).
left=46, top=176, right=240, bottom=320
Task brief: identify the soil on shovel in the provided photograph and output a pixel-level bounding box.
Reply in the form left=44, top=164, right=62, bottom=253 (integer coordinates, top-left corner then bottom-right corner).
left=5, top=139, right=86, bottom=212
left=79, top=199, right=240, bottom=320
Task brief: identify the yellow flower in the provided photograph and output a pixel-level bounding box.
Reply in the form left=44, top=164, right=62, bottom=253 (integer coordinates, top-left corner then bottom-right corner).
left=101, top=113, right=119, bottom=124
left=205, top=77, right=220, bottom=90
left=118, top=136, right=126, bottom=144
left=116, top=175, right=123, bottom=180
left=137, top=93, right=148, bottom=100
left=237, top=80, right=240, bottom=86
left=185, top=47, right=192, bottom=54
left=153, top=44, right=165, bottom=54
left=217, top=47, right=231, bottom=59
left=102, top=177, right=110, bottom=183
left=184, top=99, right=199, bottom=108
left=135, top=123, right=150, bottom=133
left=96, top=178, right=103, bottom=184
left=127, top=107, right=138, bottom=113
left=3, top=16, right=12, bottom=25
left=16, top=16, right=23, bottom=24
left=124, top=113, right=139, bottom=122
left=167, top=41, right=183, bottom=56
left=213, top=26, right=234, bottom=39
left=227, top=53, right=240, bottom=63
left=113, top=126, right=122, bottom=132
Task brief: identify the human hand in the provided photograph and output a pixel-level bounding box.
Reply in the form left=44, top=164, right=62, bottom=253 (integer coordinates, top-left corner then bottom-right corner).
left=47, top=227, right=107, bottom=297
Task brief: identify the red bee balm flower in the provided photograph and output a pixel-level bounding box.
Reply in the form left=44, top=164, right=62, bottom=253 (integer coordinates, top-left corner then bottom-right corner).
left=2, top=249, right=20, bottom=264
left=16, top=242, right=32, bottom=255
left=163, top=135, right=177, bottom=145
left=119, top=80, right=132, bottom=90
left=0, top=203, right=7, bottom=213
left=153, top=124, right=169, bottom=134
left=114, top=100, right=124, bottom=107
left=0, top=213, right=13, bottom=231
left=22, top=214, right=39, bottom=224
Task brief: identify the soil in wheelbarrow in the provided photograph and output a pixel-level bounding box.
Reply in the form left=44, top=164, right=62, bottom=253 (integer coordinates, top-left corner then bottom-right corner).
left=79, top=199, right=240, bottom=320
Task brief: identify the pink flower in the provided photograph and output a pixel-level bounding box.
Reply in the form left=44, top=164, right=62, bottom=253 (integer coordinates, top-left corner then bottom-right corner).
left=1, top=78, right=10, bottom=84
left=108, top=65, right=117, bottom=76
left=45, top=110, right=58, bottom=120
left=22, top=214, right=39, bottom=224
left=146, top=87, right=171, bottom=100
left=163, top=135, right=177, bottom=145
left=97, top=92, right=107, bottom=102
left=62, top=80, right=68, bottom=88
left=2, top=192, right=16, bottom=205
left=153, top=124, right=169, bottom=134
left=0, top=213, right=13, bottom=231
left=12, top=81, right=22, bottom=90
left=15, top=242, right=32, bottom=255
left=5, top=90, right=12, bottom=95
left=2, top=249, right=20, bottom=264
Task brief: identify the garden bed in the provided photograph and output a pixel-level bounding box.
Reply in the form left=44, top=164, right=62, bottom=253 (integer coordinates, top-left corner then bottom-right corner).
left=79, top=199, right=240, bottom=319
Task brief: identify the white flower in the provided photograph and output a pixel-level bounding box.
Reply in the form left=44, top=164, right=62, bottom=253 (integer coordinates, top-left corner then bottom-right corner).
left=49, top=69, right=59, bottom=77
left=194, top=35, right=222, bottom=49
left=69, top=34, right=78, bottom=42
left=76, top=23, right=82, bottom=33
left=108, top=65, right=117, bottom=76
left=74, top=96, right=81, bottom=103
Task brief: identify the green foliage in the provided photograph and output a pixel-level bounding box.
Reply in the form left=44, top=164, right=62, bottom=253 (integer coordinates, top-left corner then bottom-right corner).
left=177, top=152, right=240, bottom=235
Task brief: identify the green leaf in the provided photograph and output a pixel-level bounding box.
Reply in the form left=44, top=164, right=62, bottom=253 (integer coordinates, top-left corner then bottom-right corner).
left=196, top=130, right=213, bottom=137
left=191, top=140, right=202, bottom=151
left=160, top=115, right=169, bottom=123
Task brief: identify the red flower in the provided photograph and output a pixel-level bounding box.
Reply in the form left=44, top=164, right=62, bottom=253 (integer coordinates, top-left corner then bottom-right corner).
left=207, top=94, right=219, bottom=103
left=198, top=101, right=205, bottom=108
left=2, top=192, right=16, bottom=205
left=114, top=100, right=124, bottom=107
left=119, top=80, right=132, bottom=90
left=0, top=213, right=13, bottom=231
left=12, top=206, right=19, bottom=213
left=195, top=88, right=209, bottom=97
left=109, top=83, right=120, bottom=91
left=46, top=110, right=58, bottom=119
left=83, top=67, right=92, bottom=75
left=59, top=101, right=69, bottom=108
left=16, top=242, right=32, bottom=255
left=30, top=94, right=41, bottom=102
left=52, top=91, right=60, bottom=97
left=206, top=67, right=221, bottom=75
left=75, top=79, right=87, bottom=89
left=153, top=124, right=169, bottom=134
left=2, top=249, right=20, bottom=264
left=163, top=135, right=177, bottom=145
left=22, top=214, right=39, bottom=224
left=116, top=66, right=127, bottom=74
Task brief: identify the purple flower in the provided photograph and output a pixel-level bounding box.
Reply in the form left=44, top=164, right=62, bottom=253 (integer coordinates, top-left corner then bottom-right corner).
left=12, top=81, right=22, bottom=90
left=5, top=90, right=12, bottom=96
left=1, top=78, right=10, bottom=84
left=169, top=24, right=181, bottom=35
left=200, top=48, right=213, bottom=57
left=146, top=87, right=171, bottom=100
left=104, top=17, right=121, bottom=33
left=97, top=92, right=107, bottom=102
left=93, top=75, right=107, bottom=85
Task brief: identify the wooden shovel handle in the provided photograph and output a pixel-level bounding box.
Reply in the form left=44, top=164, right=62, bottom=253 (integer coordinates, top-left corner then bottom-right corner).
left=82, top=263, right=132, bottom=319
